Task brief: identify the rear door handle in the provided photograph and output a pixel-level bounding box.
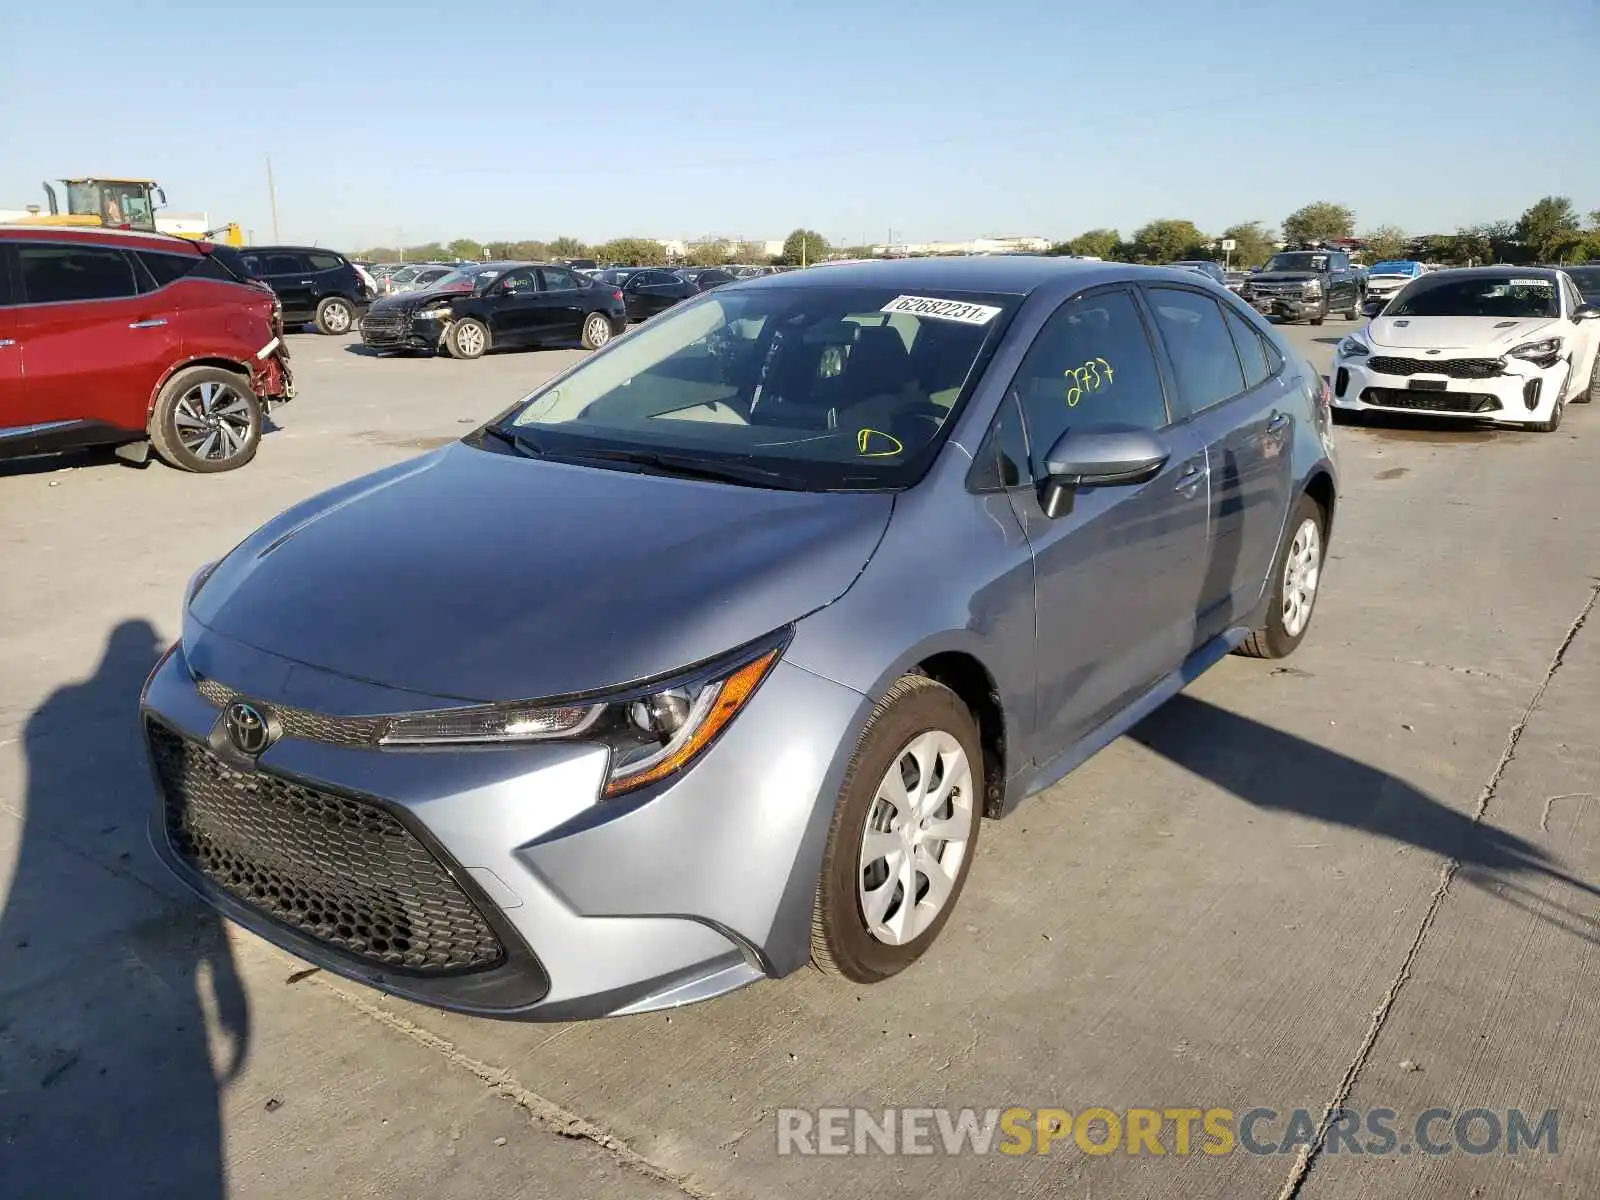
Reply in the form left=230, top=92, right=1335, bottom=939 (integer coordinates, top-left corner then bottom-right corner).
left=300, top=280, right=314, bottom=285
left=0, top=339, right=15, bottom=348
left=129, top=318, right=168, bottom=329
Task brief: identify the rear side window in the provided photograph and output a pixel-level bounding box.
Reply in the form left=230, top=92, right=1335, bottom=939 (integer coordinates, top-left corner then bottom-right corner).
left=1145, top=287, right=1245, bottom=415
left=138, top=251, right=200, bottom=289
left=19, top=244, right=140, bottom=303
left=538, top=267, right=580, bottom=291
left=1222, top=306, right=1271, bottom=389
left=0, top=248, right=15, bottom=306
left=1009, top=287, right=1170, bottom=479
left=306, top=252, right=344, bottom=272
left=260, top=253, right=305, bottom=275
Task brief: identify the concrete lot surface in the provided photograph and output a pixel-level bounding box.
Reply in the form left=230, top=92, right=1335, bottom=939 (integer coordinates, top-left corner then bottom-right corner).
left=2, top=319, right=1596, bottom=1199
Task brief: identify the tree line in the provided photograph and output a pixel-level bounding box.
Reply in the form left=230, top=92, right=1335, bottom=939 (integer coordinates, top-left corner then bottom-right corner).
left=351, top=229, right=839, bottom=268
left=351, top=199, right=1599, bottom=270
left=1045, top=197, right=1600, bottom=269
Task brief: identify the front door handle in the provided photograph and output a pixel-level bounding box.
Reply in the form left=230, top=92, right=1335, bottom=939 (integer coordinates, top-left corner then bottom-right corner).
left=129, top=318, right=168, bottom=329
left=1174, top=463, right=1207, bottom=495
left=1266, top=412, right=1290, bottom=432
left=0, top=339, right=15, bottom=348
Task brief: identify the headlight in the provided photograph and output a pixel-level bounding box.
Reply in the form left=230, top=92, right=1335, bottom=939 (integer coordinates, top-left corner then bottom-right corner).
left=376, top=634, right=787, bottom=797
left=417, top=304, right=453, bottom=321
left=1508, top=337, right=1562, bottom=367
left=1337, top=335, right=1370, bottom=357
left=1302, top=279, right=1323, bottom=295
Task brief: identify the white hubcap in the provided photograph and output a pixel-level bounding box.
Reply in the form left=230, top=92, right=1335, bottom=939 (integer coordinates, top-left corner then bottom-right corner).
left=457, top=324, right=484, bottom=356
left=857, top=730, right=975, bottom=946
left=324, top=303, right=350, bottom=332
left=1281, top=518, right=1322, bottom=637
left=586, top=316, right=609, bottom=346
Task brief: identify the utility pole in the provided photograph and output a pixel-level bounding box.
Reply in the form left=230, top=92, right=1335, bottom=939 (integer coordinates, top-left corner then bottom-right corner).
left=265, top=155, right=281, bottom=242
left=801, top=236, right=807, bottom=269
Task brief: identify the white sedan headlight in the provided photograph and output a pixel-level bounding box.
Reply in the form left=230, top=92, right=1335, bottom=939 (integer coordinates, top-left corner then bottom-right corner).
left=1508, top=337, right=1562, bottom=367
left=1337, top=335, right=1370, bottom=357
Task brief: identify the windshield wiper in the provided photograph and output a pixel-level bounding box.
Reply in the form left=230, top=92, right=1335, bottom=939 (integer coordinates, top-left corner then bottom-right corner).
left=479, top=424, right=546, bottom=459
left=564, top=447, right=801, bottom=489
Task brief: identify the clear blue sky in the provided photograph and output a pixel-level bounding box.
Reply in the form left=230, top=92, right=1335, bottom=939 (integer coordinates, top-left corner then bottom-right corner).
left=2, top=0, right=1596, bottom=250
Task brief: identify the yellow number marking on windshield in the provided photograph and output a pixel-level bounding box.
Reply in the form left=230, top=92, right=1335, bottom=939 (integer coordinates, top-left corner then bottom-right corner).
left=1064, top=357, right=1114, bottom=407
left=857, top=428, right=905, bottom=457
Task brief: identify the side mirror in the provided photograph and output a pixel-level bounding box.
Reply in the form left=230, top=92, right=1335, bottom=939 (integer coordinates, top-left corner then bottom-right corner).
left=1575, top=304, right=1600, bottom=322
left=1038, top=427, right=1171, bottom=519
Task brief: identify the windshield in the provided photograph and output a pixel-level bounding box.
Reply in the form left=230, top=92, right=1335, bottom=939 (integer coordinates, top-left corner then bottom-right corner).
left=430, top=265, right=503, bottom=293
left=390, top=265, right=422, bottom=283
left=1262, top=252, right=1328, bottom=273
left=1386, top=275, right=1559, bottom=319
left=502, top=285, right=1019, bottom=489
left=1566, top=267, right=1600, bottom=301
left=1370, top=261, right=1420, bottom=276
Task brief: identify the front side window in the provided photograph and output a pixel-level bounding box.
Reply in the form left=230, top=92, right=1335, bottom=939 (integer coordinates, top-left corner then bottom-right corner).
left=1386, top=274, right=1558, bottom=319
left=503, top=285, right=1019, bottom=489
left=18, top=244, right=139, bottom=303
left=1145, top=287, right=1246, bottom=414
left=1008, top=287, right=1169, bottom=479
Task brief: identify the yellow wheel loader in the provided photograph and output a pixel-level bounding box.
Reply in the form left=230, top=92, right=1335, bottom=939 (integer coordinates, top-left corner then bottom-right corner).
left=9, top=177, right=243, bottom=246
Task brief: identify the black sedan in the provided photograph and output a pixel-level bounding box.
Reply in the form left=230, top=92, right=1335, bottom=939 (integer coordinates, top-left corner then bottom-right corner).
left=622, top=267, right=735, bottom=323
left=358, top=262, right=628, bottom=358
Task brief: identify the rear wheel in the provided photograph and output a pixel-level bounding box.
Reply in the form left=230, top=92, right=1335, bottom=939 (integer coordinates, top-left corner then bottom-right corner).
left=1235, top=495, right=1325, bottom=659
left=447, top=318, right=489, bottom=360
left=315, top=296, right=354, bottom=335
left=1575, top=353, right=1598, bottom=403
left=148, top=366, right=262, bottom=473
left=811, top=676, right=983, bottom=983
left=580, top=312, right=612, bottom=351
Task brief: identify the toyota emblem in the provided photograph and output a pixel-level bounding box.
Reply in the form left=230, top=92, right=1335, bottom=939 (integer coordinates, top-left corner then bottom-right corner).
left=224, top=701, right=276, bottom=756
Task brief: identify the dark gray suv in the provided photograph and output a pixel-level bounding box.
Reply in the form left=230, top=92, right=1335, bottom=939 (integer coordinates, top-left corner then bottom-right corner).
left=143, top=258, right=1338, bottom=1019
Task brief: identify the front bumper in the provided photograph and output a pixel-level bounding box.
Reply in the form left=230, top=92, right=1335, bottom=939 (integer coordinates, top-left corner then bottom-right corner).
left=140, top=632, right=865, bottom=1019
left=359, top=313, right=447, bottom=352
left=1330, top=353, right=1571, bottom=423
left=1243, top=291, right=1324, bottom=320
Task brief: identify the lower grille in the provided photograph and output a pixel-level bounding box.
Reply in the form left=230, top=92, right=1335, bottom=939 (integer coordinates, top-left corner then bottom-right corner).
left=1360, top=388, right=1502, bottom=414
left=1368, top=356, right=1503, bottom=379
left=148, top=720, right=504, bottom=974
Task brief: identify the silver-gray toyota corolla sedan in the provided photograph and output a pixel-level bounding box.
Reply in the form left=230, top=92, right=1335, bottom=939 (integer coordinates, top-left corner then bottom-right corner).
left=142, top=258, right=1337, bottom=1019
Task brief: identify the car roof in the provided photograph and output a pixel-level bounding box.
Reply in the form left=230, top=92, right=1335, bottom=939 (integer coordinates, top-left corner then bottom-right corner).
left=0, top=222, right=204, bottom=254
left=246, top=245, right=349, bottom=256
left=730, top=255, right=1174, bottom=297
left=1413, top=265, right=1564, bottom=281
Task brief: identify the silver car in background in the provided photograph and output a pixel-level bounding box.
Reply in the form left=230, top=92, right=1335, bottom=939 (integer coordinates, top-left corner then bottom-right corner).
left=142, top=258, right=1337, bottom=1019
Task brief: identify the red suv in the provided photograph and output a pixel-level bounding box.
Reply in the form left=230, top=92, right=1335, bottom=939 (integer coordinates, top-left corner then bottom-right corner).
left=0, top=225, right=293, bottom=472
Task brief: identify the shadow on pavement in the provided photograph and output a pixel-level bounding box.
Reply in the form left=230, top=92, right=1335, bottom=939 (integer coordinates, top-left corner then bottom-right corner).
left=0, top=619, right=249, bottom=1198
left=1131, top=693, right=1600, bottom=944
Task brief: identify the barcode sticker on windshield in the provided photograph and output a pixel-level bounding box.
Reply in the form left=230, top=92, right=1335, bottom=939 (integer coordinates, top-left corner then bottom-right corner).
left=1510, top=278, right=1551, bottom=287
left=881, top=295, right=1003, bottom=325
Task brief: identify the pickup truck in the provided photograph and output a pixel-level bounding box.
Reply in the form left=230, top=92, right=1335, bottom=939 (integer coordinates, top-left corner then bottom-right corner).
left=1240, top=249, right=1363, bottom=325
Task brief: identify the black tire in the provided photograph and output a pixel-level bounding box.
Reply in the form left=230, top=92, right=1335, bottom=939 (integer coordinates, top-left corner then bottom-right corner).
left=147, top=366, right=262, bottom=473
left=580, top=311, right=613, bottom=351
left=446, top=317, right=489, bottom=360
left=1235, top=493, right=1326, bottom=659
left=314, top=296, right=354, bottom=336
left=1309, top=300, right=1328, bottom=327
left=1344, top=293, right=1361, bottom=321
left=1575, top=353, right=1598, bottom=403
left=811, top=675, right=984, bottom=983
left=1525, top=395, right=1563, bottom=433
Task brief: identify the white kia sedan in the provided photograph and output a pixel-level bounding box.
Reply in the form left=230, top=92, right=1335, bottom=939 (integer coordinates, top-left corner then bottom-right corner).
left=1331, top=267, right=1600, bottom=432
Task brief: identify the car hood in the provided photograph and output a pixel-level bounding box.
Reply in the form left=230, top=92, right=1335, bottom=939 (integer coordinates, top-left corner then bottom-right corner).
left=366, top=289, right=468, bottom=316
left=1367, top=314, right=1561, bottom=351
left=187, top=442, right=894, bottom=703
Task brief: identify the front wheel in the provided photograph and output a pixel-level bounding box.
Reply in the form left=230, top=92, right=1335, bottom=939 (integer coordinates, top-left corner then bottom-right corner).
left=446, top=317, right=489, bottom=360
left=1344, top=293, right=1361, bottom=321
left=1309, top=300, right=1328, bottom=327
left=1235, top=495, right=1326, bottom=659
left=315, top=296, right=354, bottom=335
left=1525, top=396, right=1563, bottom=433
left=148, top=366, right=262, bottom=473
left=580, top=312, right=613, bottom=351
left=811, top=676, right=983, bottom=983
